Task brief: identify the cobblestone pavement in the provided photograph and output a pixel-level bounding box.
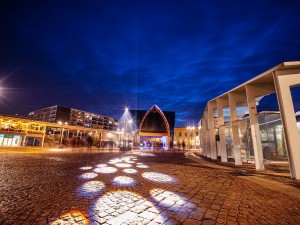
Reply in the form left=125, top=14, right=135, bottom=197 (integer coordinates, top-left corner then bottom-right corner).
left=0, top=149, right=300, bottom=225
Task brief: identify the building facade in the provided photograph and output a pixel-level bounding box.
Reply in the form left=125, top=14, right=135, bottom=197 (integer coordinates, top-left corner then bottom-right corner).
left=129, top=105, right=175, bottom=149
left=0, top=106, right=118, bottom=148
left=28, top=105, right=118, bottom=130
left=174, top=126, right=201, bottom=149
left=0, top=114, right=116, bottom=148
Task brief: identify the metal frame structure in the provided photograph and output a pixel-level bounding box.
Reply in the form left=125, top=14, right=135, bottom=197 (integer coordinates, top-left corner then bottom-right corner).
left=139, top=105, right=171, bottom=148
left=200, top=61, right=300, bottom=179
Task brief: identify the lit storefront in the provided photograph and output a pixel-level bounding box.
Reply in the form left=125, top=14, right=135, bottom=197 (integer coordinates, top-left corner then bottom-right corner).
left=0, top=115, right=46, bottom=147
left=0, top=134, right=21, bottom=147
left=173, top=127, right=201, bottom=149
left=0, top=114, right=115, bottom=148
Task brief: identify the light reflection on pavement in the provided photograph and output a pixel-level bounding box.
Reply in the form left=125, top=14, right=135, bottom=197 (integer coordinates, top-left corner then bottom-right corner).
left=53, top=153, right=189, bottom=225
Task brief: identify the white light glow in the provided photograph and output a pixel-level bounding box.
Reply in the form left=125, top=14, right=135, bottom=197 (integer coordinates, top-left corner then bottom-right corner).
left=49, top=148, right=67, bottom=152
left=123, top=157, right=136, bottom=163
left=77, top=181, right=105, bottom=198
left=96, top=164, right=107, bottom=168
left=90, top=191, right=166, bottom=225
left=123, top=168, right=138, bottom=174
left=78, top=172, right=98, bottom=180
left=94, top=167, right=117, bottom=174
left=142, top=172, right=177, bottom=183
left=109, top=157, right=136, bottom=165
left=113, top=176, right=136, bottom=186
left=150, top=188, right=187, bottom=208
left=50, top=211, right=88, bottom=225
left=136, top=164, right=149, bottom=168
left=115, top=163, right=132, bottom=168
left=132, top=152, right=155, bottom=157
left=108, top=158, right=122, bottom=164
left=79, top=166, right=92, bottom=170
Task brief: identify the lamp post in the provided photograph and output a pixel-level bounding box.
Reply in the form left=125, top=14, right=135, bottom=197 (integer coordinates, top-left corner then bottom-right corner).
left=58, top=121, right=68, bottom=148
left=124, top=107, right=128, bottom=148
left=121, top=128, right=124, bottom=147
left=128, top=119, right=133, bottom=149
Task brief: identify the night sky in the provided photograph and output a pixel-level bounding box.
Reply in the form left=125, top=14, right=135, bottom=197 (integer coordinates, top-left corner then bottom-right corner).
left=1, top=0, right=300, bottom=127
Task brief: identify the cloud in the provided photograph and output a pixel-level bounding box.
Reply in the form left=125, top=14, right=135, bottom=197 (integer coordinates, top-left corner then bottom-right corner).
left=1, top=0, right=300, bottom=125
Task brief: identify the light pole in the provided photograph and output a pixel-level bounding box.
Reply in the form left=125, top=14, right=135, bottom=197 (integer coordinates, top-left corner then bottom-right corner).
left=128, top=119, right=133, bottom=149
left=58, top=121, right=68, bottom=148
left=124, top=107, right=128, bottom=148
left=121, top=128, right=124, bottom=147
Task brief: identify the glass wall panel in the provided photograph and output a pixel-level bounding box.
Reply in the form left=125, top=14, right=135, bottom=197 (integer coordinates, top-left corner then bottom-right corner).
left=239, top=118, right=253, bottom=160
left=224, top=123, right=233, bottom=157
left=258, top=113, right=288, bottom=161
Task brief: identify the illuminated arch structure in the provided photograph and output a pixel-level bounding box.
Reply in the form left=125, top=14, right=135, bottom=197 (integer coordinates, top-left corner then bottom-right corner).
left=130, top=105, right=175, bottom=149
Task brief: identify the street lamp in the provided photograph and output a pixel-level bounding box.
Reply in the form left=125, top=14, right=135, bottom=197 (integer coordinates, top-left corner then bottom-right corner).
left=58, top=121, right=68, bottom=148
left=128, top=119, right=133, bottom=148
left=121, top=128, right=124, bottom=148
left=123, top=106, right=131, bottom=149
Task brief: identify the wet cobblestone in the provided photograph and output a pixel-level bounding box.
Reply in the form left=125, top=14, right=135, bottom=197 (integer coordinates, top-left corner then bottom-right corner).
left=0, top=149, right=300, bottom=224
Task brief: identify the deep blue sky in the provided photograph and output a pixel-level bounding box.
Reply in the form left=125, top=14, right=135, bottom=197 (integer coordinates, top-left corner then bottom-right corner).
left=1, top=0, right=300, bottom=127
